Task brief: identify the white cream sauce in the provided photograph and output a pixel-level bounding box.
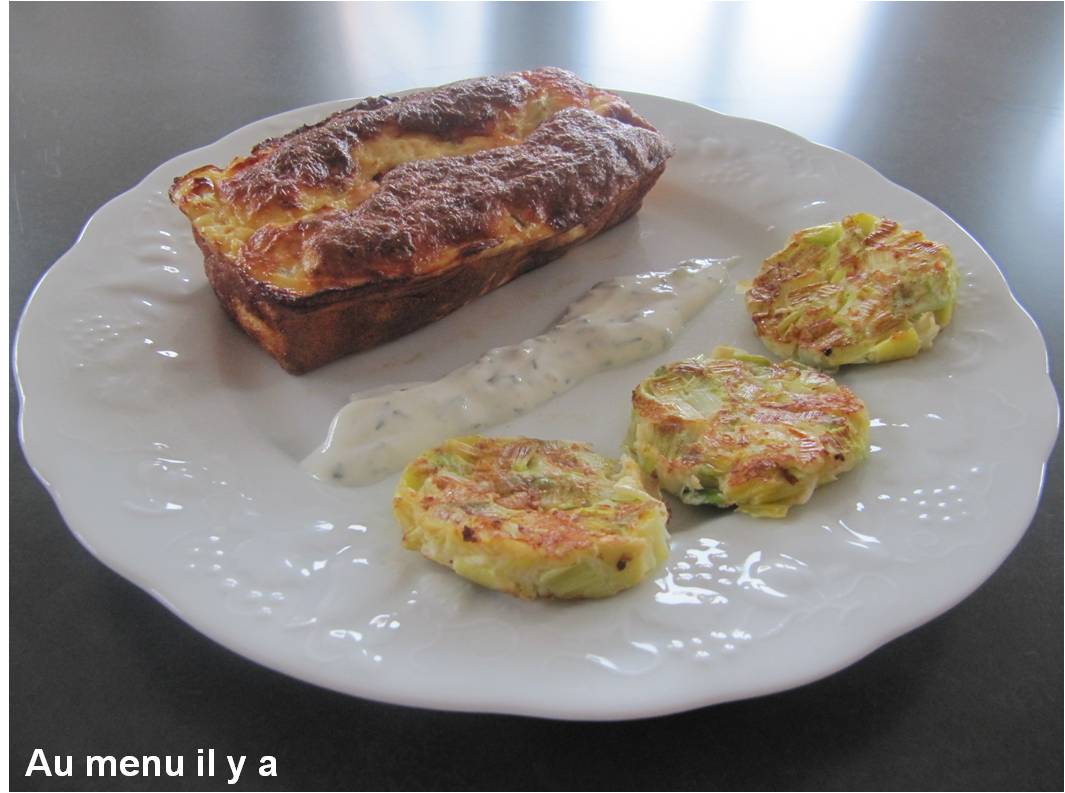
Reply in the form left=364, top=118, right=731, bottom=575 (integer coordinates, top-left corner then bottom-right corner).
left=303, top=258, right=732, bottom=485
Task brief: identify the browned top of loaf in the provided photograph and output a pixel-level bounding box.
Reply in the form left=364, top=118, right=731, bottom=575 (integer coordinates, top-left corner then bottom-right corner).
left=241, top=107, right=673, bottom=292
left=217, top=67, right=628, bottom=216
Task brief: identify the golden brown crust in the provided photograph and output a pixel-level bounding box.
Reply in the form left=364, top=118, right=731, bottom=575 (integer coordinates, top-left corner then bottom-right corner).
left=241, top=108, right=672, bottom=292
left=170, top=68, right=673, bottom=373
left=211, top=67, right=638, bottom=217
left=746, top=214, right=958, bottom=367
left=626, top=348, right=870, bottom=517
left=393, top=436, right=669, bottom=599
left=414, top=438, right=615, bottom=557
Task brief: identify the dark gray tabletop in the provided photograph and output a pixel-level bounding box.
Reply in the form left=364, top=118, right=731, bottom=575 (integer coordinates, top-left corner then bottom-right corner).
left=10, top=3, right=1062, bottom=790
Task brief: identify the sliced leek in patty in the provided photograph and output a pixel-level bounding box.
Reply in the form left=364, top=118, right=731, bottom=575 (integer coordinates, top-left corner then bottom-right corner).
left=394, top=436, right=669, bottom=599
left=746, top=213, right=958, bottom=367
left=627, top=347, right=869, bottom=518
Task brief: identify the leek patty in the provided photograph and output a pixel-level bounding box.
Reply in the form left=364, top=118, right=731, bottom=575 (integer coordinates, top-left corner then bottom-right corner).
left=746, top=213, right=958, bottom=367
left=394, top=436, right=670, bottom=599
left=627, top=347, right=869, bottom=518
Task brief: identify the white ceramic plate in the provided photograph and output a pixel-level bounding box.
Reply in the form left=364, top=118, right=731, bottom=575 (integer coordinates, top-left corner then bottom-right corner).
left=16, top=92, right=1058, bottom=720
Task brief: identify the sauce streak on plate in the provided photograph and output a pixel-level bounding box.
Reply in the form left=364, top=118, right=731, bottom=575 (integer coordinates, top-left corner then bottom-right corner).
left=303, top=258, right=732, bottom=485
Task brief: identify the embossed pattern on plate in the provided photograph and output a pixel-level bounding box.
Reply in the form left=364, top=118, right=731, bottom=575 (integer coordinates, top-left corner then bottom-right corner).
left=15, top=92, right=1059, bottom=719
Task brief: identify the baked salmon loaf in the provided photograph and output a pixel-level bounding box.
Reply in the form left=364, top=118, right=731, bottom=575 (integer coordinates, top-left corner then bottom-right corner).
left=169, top=68, right=674, bottom=373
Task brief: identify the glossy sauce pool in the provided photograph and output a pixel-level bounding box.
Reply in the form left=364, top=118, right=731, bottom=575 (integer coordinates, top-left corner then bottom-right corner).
left=302, top=258, right=732, bottom=485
